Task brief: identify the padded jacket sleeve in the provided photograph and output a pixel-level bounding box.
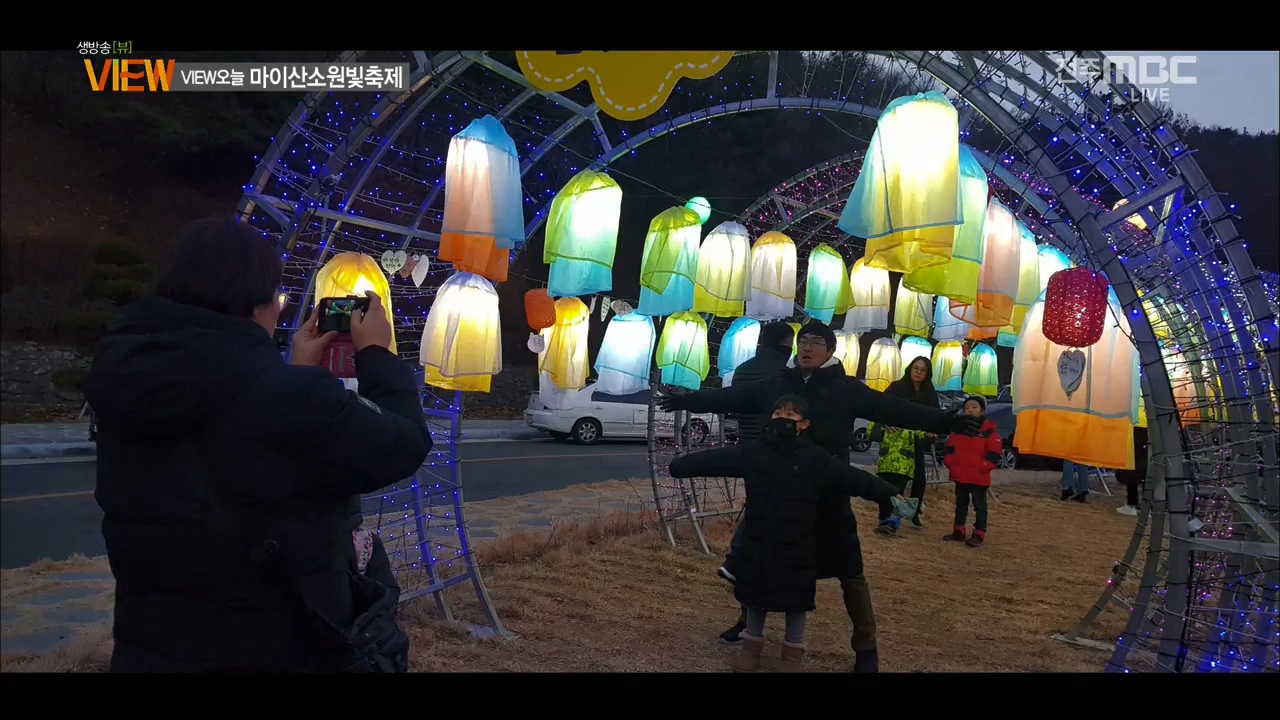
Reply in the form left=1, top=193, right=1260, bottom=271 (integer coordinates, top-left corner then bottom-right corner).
left=268, top=347, right=434, bottom=496
left=823, top=457, right=901, bottom=502
left=847, top=380, right=952, bottom=435
left=678, top=378, right=772, bottom=416
left=669, top=446, right=749, bottom=479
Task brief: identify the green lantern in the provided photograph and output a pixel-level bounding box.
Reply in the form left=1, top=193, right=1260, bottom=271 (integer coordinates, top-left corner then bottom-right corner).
left=685, top=196, right=712, bottom=225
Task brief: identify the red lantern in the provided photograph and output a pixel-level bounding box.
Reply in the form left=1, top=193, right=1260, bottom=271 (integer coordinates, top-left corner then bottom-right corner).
left=524, top=288, right=557, bottom=331
left=1042, top=267, right=1110, bottom=348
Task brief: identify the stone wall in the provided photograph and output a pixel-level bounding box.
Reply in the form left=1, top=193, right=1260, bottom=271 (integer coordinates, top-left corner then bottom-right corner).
left=1, top=342, right=90, bottom=405
left=459, top=365, right=537, bottom=416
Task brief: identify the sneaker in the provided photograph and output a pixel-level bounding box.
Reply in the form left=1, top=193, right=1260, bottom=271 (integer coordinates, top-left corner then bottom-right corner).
left=965, top=532, right=985, bottom=547
left=719, top=621, right=747, bottom=646
left=943, top=527, right=967, bottom=542
left=1116, top=505, right=1139, bottom=516
left=1072, top=492, right=1089, bottom=504
left=1060, top=489, right=1075, bottom=501
left=717, top=566, right=737, bottom=585
left=874, top=519, right=900, bottom=536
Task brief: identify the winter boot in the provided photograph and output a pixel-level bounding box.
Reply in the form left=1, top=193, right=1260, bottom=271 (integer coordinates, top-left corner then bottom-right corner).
left=718, top=620, right=747, bottom=646
left=727, top=633, right=765, bottom=673
left=965, top=530, right=986, bottom=547
left=853, top=647, right=880, bottom=673
left=778, top=642, right=805, bottom=673
left=943, top=526, right=967, bottom=542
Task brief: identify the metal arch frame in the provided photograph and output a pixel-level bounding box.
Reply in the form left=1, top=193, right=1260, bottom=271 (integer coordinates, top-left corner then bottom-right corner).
left=239, top=51, right=1275, bottom=669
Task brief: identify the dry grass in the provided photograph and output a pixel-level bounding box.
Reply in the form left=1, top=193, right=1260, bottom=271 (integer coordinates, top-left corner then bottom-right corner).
left=2, top=478, right=1138, bottom=672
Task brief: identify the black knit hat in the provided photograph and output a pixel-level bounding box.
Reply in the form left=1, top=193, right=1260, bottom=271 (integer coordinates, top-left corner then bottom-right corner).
left=797, top=321, right=837, bottom=351
left=964, top=395, right=987, bottom=410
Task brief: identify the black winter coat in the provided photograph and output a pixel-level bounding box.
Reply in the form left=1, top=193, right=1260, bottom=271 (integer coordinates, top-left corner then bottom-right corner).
left=727, top=345, right=792, bottom=443
left=670, top=433, right=899, bottom=611
left=84, top=297, right=433, bottom=672
left=676, top=358, right=959, bottom=578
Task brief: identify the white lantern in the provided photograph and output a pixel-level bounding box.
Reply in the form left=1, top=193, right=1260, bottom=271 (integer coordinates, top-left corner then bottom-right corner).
left=864, top=337, right=901, bottom=392
left=420, top=272, right=502, bottom=393
left=844, top=258, right=891, bottom=332
left=745, top=231, right=797, bottom=320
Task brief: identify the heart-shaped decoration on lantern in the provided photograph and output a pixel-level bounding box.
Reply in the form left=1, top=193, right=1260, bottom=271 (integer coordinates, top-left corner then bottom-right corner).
left=527, top=332, right=546, bottom=354
left=380, top=249, right=405, bottom=274
left=410, top=255, right=430, bottom=288
left=1057, top=348, right=1087, bottom=399
left=599, top=296, right=611, bottom=322
left=610, top=299, right=634, bottom=316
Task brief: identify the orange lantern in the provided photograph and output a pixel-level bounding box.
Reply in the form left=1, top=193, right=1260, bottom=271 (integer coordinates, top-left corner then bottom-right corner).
left=1043, top=268, right=1110, bottom=348
left=524, top=288, right=557, bottom=331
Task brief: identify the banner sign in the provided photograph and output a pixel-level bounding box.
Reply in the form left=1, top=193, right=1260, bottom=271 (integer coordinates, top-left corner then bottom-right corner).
left=516, top=51, right=733, bottom=122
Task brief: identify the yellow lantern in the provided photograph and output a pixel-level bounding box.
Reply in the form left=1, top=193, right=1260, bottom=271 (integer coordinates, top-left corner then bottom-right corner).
left=315, top=252, right=396, bottom=355
left=834, top=329, right=861, bottom=376
left=1011, top=289, right=1138, bottom=469
left=544, top=169, right=623, bottom=298
left=420, top=272, right=501, bottom=392
left=837, top=92, right=962, bottom=273
left=963, top=343, right=999, bottom=396
left=804, top=244, right=850, bottom=323
left=902, top=143, right=989, bottom=303
left=745, top=231, right=797, bottom=320
left=950, top=198, right=1022, bottom=329
left=844, top=258, right=891, bottom=332
left=438, top=115, right=522, bottom=283
left=693, top=221, right=752, bottom=317
left=865, top=337, right=901, bottom=392
left=788, top=322, right=802, bottom=358
left=997, top=224, right=1042, bottom=347
left=637, top=206, right=702, bottom=317
left=539, top=297, right=591, bottom=390
left=931, top=340, right=964, bottom=392
left=893, top=277, right=934, bottom=337
left=656, top=311, right=709, bottom=391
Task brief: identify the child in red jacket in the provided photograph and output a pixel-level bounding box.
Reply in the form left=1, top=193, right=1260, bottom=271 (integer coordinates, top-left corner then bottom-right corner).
left=942, top=396, right=1001, bottom=547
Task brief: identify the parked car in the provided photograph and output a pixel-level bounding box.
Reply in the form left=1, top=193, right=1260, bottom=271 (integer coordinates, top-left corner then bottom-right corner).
left=849, top=418, right=874, bottom=452
left=525, top=384, right=722, bottom=446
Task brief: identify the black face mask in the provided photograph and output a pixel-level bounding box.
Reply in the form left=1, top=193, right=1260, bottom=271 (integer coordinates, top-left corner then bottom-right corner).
left=765, top=417, right=799, bottom=440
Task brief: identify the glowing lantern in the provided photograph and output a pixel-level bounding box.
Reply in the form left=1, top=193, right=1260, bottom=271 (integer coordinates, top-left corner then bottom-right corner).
left=963, top=343, right=998, bottom=396
left=694, top=221, right=751, bottom=317
left=843, top=258, right=891, bottom=332
left=1036, top=244, right=1072, bottom=294
left=864, top=337, right=901, bottom=392
left=656, top=311, right=709, bottom=391
left=932, top=299, right=969, bottom=341
left=788, top=322, right=802, bottom=358
left=539, top=297, right=591, bottom=390
left=543, top=169, right=622, bottom=298
left=837, top=91, right=962, bottom=273
left=804, top=244, right=850, bottom=323
left=420, top=272, right=501, bottom=393
left=524, top=288, right=557, bottom=331
left=745, top=231, right=798, bottom=320
left=535, top=327, right=572, bottom=410
left=950, top=198, right=1021, bottom=329
left=719, top=317, right=761, bottom=386
left=903, top=143, right=989, bottom=304
left=894, top=278, right=934, bottom=337
left=900, top=336, right=933, bottom=368
left=315, top=252, right=396, bottom=354
left=1011, top=289, right=1138, bottom=469
left=997, top=225, right=1042, bottom=347
left=833, top=330, right=861, bottom=377
left=685, top=196, right=712, bottom=225
left=967, top=325, right=998, bottom=341
left=439, top=116, right=522, bottom=282
left=637, top=207, right=701, bottom=316
left=595, top=313, right=656, bottom=396
left=931, top=340, right=965, bottom=392
left=1042, top=267, right=1110, bottom=348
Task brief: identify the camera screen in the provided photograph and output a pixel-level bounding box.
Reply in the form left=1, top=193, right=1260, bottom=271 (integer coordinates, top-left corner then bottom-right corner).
left=326, top=299, right=359, bottom=317
left=318, top=297, right=366, bottom=334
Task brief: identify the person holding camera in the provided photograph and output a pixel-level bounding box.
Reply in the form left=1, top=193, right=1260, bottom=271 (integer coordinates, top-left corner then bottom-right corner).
left=84, top=216, right=433, bottom=673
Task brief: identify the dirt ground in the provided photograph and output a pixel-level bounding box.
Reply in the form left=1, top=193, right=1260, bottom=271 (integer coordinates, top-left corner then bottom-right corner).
left=1, top=479, right=1136, bottom=672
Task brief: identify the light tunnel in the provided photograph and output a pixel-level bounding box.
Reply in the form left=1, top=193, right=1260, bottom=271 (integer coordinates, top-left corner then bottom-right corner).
left=236, top=50, right=1278, bottom=672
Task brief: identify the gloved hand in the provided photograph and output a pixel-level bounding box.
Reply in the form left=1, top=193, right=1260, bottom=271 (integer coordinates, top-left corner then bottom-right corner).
left=944, top=406, right=982, bottom=436
left=655, top=385, right=689, bottom=412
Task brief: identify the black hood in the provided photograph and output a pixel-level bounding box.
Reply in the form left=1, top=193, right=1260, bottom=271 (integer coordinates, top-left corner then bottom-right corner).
left=83, top=297, right=285, bottom=440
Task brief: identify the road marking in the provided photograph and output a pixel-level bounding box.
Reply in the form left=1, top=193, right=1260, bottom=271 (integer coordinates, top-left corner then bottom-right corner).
left=0, top=456, right=97, bottom=467
left=0, top=450, right=648, bottom=504
left=1, top=490, right=94, bottom=504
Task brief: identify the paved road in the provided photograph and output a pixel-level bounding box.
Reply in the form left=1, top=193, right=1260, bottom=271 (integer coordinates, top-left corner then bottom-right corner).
left=0, top=439, right=878, bottom=568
